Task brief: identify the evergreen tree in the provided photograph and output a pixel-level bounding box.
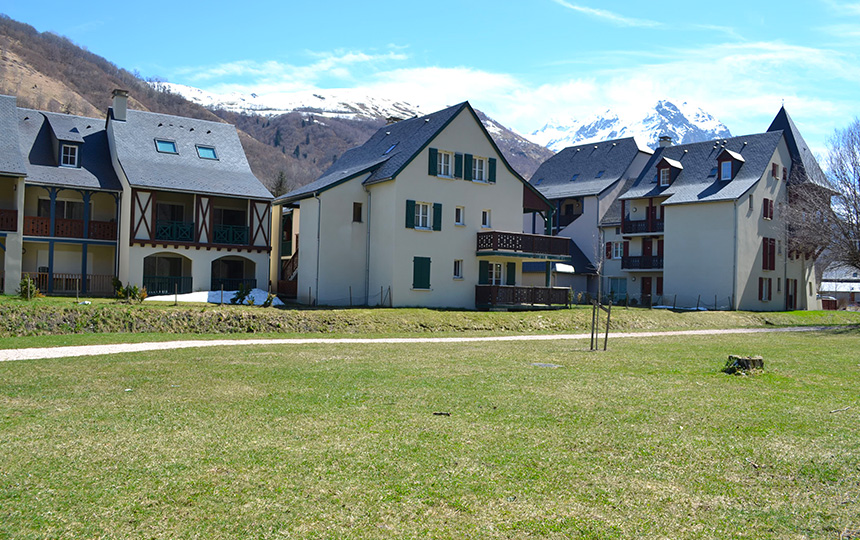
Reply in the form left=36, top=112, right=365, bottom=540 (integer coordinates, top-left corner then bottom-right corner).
left=272, top=171, right=288, bottom=197
left=273, top=127, right=282, bottom=147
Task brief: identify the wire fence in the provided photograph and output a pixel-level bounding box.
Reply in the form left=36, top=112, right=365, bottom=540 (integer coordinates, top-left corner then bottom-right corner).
left=301, top=286, right=393, bottom=308
left=571, top=290, right=735, bottom=311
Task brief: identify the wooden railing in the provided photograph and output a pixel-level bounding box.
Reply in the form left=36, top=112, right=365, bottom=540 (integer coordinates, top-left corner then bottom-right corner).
left=24, top=216, right=50, bottom=236
left=24, top=272, right=115, bottom=295
left=89, top=220, right=117, bottom=240
left=476, top=231, right=570, bottom=257
left=0, top=209, right=16, bottom=231
left=621, top=256, right=663, bottom=270
left=475, top=285, right=569, bottom=307
left=22, top=217, right=117, bottom=239
left=622, top=219, right=664, bottom=234
left=277, top=279, right=297, bottom=298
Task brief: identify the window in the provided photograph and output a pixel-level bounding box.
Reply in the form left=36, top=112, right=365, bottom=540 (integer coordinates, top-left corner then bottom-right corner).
left=759, top=277, right=772, bottom=301
left=720, top=161, right=732, bottom=180
left=596, top=170, right=605, bottom=178
left=570, top=174, right=579, bottom=182
left=352, top=202, right=362, bottom=223
left=762, top=198, right=773, bottom=220
left=749, top=194, right=754, bottom=211
left=38, top=199, right=85, bottom=220
left=415, top=202, right=431, bottom=229
left=481, top=210, right=491, bottom=228
left=608, top=277, right=627, bottom=301
left=455, top=206, right=465, bottom=226
left=777, top=240, right=782, bottom=255
left=613, top=241, right=624, bottom=259
left=488, top=262, right=502, bottom=285
left=437, top=151, right=452, bottom=177
left=412, top=257, right=431, bottom=289
left=772, top=163, right=779, bottom=178
left=534, top=178, right=543, bottom=185
left=196, top=145, right=217, bottom=160
left=453, top=259, right=463, bottom=279
left=384, top=143, right=398, bottom=155
left=708, top=167, right=718, bottom=177
left=777, top=277, right=782, bottom=292
left=659, top=168, right=670, bottom=186
left=214, top=207, right=245, bottom=226
left=782, top=167, right=788, bottom=181
left=762, top=237, right=776, bottom=271
left=155, top=139, right=178, bottom=154
left=472, top=157, right=487, bottom=182
left=157, top=202, right=185, bottom=222
left=60, top=144, right=78, bottom=167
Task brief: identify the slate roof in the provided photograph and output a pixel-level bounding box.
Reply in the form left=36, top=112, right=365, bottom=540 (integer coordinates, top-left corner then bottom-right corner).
left=619, top=131, right=784, bottom=206
left=767, top=106, right=830, bottom=189
left=822, top=263, right=860, bottom=282
left=599, top=175, right=637, bottom=226
left=0, top=95, right=27, bottom=177
left=529, top=137, right=649, bottom=200
left=522, top=240, right=595, bottom=275
left=17, top=109, right=122, bottom=191
left=277, top=102, right=467, bottom=203
left=111, top=109, right=272, bottom=199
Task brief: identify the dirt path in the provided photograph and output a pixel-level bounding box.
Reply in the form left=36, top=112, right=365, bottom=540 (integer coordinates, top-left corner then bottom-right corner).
left=0, top=326, right=840, bottom=363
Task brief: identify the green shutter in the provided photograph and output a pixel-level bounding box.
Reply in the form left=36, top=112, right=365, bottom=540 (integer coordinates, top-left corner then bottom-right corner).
left=506, top=262, right=516, bottom=285
left=405, top=199, right=415, bottom=229
left=454, top=153, right=463, bottom=178
left=478, top=260, right=489, bottom=285
left=488, top=158, right=497, bottom=183
left=428, top=148, right=438, bottom=176
left=464, top=154, right=473, bottom=181
left=432, top=203, right=442, bottom=231
left=413, top=257, right=431, bottom=289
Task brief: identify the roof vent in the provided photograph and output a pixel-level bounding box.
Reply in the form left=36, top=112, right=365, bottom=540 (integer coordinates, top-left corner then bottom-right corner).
left=594, top=145, right=598, bottom=149
left=385, top=131, right=391, bottom=136
left=189, top=128, right=194, bottom=132
left=24, top=116, right=29, bottom=121
left=684, top=149, right=688, bottom=153
left=207, top=130, right=211, bottom=134
left=425, top=119, right=430, bottom=123
left=658, top=135, right=672, bottom=148
left=158, top=123, right=163, bottom=127
left=743, top=141, right=748, bottom=145
left=612, top=142, right=617, bottom=146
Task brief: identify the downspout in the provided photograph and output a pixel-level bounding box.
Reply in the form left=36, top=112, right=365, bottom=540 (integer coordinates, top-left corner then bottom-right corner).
left=314, top=192, right=321, bottom=306
left=545, top=207, right=553, bottom=288
left=732, top=200, right=738, bottom=310
left=363, top=185, right=371, bottom=306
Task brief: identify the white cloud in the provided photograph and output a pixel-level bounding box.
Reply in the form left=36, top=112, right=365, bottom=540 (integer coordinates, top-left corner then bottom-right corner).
left=549, top=0, right=661, bottom=27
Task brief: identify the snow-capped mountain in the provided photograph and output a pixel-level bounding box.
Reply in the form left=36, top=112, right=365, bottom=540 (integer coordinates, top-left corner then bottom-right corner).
left=150, top=82, right=424, bottom=121
left=530, top=100, right=732, bottom=152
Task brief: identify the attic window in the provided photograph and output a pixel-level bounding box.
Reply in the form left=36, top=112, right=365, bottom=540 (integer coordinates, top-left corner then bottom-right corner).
left=720, top=160, right=732, bottom=181
left=659, top=168, right=670, bottom=187
left=60, top=144, right=79, bottom=168
left=155, top=139, right=178, bottom=154
left=570, top=174, right=579, bottom=182
left=196, top=145, right=218, bottom=160
left=384, top=143, right=398, bottom=155
left=596, top=170, right=604, bottom=178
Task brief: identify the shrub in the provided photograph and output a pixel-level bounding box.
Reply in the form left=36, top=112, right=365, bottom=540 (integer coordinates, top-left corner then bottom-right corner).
left=262, top=293, right=275, bottom=308
left=17, top=276, right=42, bottom=300
left=231, top=283, right=252, bottom=305
left=113, top=280, right=147, bottom=303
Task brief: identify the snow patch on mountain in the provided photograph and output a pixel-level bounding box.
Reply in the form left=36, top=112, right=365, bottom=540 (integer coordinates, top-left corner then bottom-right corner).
left=530, top=100, right=732, bottom=152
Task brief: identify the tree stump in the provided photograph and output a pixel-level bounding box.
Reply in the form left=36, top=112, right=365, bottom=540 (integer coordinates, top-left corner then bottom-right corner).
left=723, top=355, right=764, bottom=374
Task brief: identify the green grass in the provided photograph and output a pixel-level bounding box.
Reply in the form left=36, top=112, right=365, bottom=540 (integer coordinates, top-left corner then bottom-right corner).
left=1, top=330, right=858, bottom=539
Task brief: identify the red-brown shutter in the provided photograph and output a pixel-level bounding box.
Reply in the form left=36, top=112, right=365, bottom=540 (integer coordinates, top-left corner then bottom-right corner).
left=783, top=167, right=787, bottom=181
left=623, top=241, right=629, bottom=257
left=605, top=242, right=612, bottom=259
left=769, top=238, right=776, bottom=270
left=768, top=277, right=772, bottom=300
left=762, top=239, right=768, bottom=270
left=759, top=277, right=763, bottom=301
left=770, top=199, right=775, bottom=219
left=656, top=277, right=663, bottom=295
left=657, top=239, right=664, bottom=257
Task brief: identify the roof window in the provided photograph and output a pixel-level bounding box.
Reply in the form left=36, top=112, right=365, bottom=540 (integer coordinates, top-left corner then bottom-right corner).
left=155, top=139, right=178, bottom=154
left=384, top=143, right=398, bottom=155
left=535, top=178, right=543, bottom=186
left=196, top=145, right=218, bottom=160
left=570, top=174, right=579, bottom=182
left=596, top=170, right=604, bottom=178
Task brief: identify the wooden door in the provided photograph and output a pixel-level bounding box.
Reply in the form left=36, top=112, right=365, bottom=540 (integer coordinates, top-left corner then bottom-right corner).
left=641, top=277, right=652, bottom=307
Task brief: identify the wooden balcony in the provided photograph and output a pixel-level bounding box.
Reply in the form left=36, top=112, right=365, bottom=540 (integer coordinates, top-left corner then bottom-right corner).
left=25, top=272, right=115, bottom=296
left=621, top=256, right=664, bottom=270
left=476, top=231, right=570, bottom=260
left=476, top=285, right=570, bottom=309
left=22, top=216, right=117, bottom=240
left=0, top=209, right=16, bottom=231
left=622, top=219, right=664, bottom=234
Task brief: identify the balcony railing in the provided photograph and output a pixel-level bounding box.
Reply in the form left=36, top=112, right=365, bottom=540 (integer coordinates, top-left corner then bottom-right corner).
left=213, top=224, right=249, bottom=245
left=622, top=219, right=664, bottom=234
left=475, top=285, right=570, bottom=308
left=477, top=231, right=570, bottom=257
left=24, top=272, right=115, bottom=296
left=142, top=275, right=193, bottom=296
left=155, top=220, right=195, bottom=242
left=211, top=277, right=257, bottom=291
left=22, top=217, right=117, bottom=240
left=0, top=209, right=16, bottom=231
left=621, top=256, right=664, bottom=270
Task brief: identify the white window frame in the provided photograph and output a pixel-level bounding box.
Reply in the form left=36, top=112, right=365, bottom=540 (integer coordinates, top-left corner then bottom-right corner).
left=488, top=262, right=502, bottom=286
left=472, top=156, right=487, bottom=182
left=481, top=209, right=491, bottom=229
left=455, top=206, right=465, bottom=226
left=720, top=161, right=732, bottom=181
left=60, top=144, right=78, bottom=167
left=761, top=277, right=772, bottom=301
left=659, top=168, right=670, bottom=187
left=437, top=151, right=452, bottom=177
left=415, top=202, right=432, bottom=230
left=612, top=241, right=624, bottom=260
left=453, top=259, right=463, bottom=279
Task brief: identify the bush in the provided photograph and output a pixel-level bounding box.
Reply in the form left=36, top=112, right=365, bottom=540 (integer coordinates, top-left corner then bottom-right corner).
left=113, top=280, right=147, bottom=303
left=17, top=276, right=42, bottom=300
left=231, top=283, right=252, bottom=305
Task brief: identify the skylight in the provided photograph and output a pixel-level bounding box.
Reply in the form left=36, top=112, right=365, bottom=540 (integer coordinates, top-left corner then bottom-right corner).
left=596, top=170, right=604, bottom=178
left=196, top=145, right=218, bottom=160
left=570, top=174, right=579, bottom=182
left=384, top=143, right=398, bottom=155
left=535, top=178, right=543, bottom=185
left=709, top=167, right=718, bottom=177
left=155, top=139, right=178, bottom=154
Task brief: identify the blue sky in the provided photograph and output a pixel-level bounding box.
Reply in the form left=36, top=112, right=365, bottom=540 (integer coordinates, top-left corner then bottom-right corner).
left=4, top=0, right=860, bottom=155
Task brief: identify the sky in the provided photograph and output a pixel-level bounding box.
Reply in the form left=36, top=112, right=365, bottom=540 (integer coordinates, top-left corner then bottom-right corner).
left=3, top=0, right=860, bottom=156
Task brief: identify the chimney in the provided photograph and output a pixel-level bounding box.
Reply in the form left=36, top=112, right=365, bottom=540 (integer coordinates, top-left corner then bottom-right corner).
left=658, top=135, right=672, bottom=148
left=111, top=89, right=128, bottom=122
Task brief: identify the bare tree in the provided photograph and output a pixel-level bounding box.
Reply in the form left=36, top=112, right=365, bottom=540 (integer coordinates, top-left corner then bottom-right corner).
left=825, top=118, right=860, bottom=269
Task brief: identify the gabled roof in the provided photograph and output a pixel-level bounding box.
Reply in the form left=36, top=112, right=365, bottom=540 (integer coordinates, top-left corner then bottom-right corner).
left=0, top=95, right=27, bottom=177
left=767, top=106, right=830, bottom=189
left=46, top=114, right=86, bottom=143
left=620, top=131, right=783, bottom=205
left=111, top=109, right=272, bottom=200
left=529, top=137, right=650, bottom=200
left=17, top=109, right=122, bottom=191
left=277, top=102, right=550, bottom=210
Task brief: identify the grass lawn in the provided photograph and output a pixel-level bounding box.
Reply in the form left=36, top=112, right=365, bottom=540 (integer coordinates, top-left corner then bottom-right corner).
left=1, top=329, right=858, bottom=539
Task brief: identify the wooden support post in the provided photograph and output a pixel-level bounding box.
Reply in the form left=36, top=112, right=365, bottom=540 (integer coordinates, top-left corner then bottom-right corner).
left=220, top=285, right=224, bottom=306
left=174, top=283, right=178, bottom=306
left=76, top=277, right=80, bottom=303
left=603, top=302, right=611, bottom=351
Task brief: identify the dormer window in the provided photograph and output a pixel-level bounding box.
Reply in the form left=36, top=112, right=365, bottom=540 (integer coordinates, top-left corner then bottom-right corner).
left=657, top=157, right=682, bottom=186
left=659, top=168, right=670, bottom=187
left=60, top=144, right=78, bottom=168
left=717, top=148, right=744, bottom=181
left=196, top=145, right=217, bottom=160
left=720, top=161, right=732, bottom=180
left=155, top=139, right=178, bottom=154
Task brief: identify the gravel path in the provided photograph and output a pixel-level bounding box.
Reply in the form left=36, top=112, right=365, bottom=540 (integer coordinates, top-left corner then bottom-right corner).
left=0, top=326, right=836, bottom=363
